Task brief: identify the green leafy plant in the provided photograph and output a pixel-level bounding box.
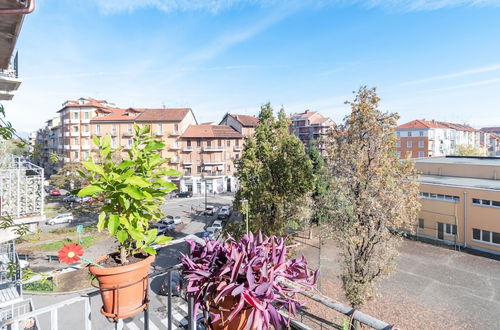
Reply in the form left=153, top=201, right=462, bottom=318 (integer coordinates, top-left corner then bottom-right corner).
left=77, top=124, right=180, bottom=264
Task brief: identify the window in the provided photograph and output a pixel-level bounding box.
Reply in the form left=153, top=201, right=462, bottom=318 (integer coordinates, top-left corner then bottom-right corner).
left=396, top=151, right=401, bottom=158
left=73, top=151, right=79, bottom=158
left=73, top=112, right=78, bottom=120
left=84, top=151, right=89, bottom=159
left=407, top=141, right=412, bottom=148
left=227, top=140, right=231, bottom=147
left=74, top=137, right=79, bottom=145
left=96, top=125, right=100, bottom=134
left=84, top=112, right=89, bottom=119
left=472, top=228, right=500, bottom=245
left=187, top=140, right=191, bottom=147
left=236, top=139, right=240, bottom=147
left=128, top=139, right=132, bottom=146
left=418, top=218, right=424, bottom=229
left=418, top=141, right=424, bottom=148
left=197, top=166, right=202, bottom=174
left=227, top=165, right=231, bottom=171
left=83, top=125, right=89, bottom=132
left=418, top=151, right=425, bottom=157
left=112, top=138, right=116, bottom=148
left=397, top=131, right=401, bottom=138
left=127, top=124, right=132, bottom=133
left=218, top=139, right=222, bottom=147
left=481, top=200, right=491, bottom=206
left=174, top=124, right=179, bottom=133
left=73, top=126, right=78, bottom=133
left=408, top=131, right=412, bottom=137
left=235, top=154, right=240, bottom=159
left=207, top=140, right=211, bottom=147
left=419, top=131, right=424, bottom=137
left=157, top=124, right=163, bottom=134
left=419, top=192, right=459, bottom=203
left=493, top=201, right=500, bottom=207
left=472, top=198, right=480, bottom=204
left=197, top=140, right=201, bottom=147
left=84, top=138, right=89, bottom=145
left=445, top=223, right=457, bottom=235
left=396, top=141, right=401, bottom=148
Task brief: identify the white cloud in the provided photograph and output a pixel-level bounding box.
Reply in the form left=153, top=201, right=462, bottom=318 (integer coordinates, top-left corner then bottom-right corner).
left=401, top=63, right=500, bottom=85
left=430, top=77, right=500, bottom=91
left=92, top=0, right=500, bottom=13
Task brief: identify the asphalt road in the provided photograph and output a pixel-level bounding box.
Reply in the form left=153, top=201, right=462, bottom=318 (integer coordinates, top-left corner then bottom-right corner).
left=26, top=194, right=235, bottom=330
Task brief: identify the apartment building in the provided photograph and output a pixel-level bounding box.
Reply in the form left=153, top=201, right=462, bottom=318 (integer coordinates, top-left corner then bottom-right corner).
left=396, top=119, right=489, bottom=159
left=177, top=124, right=243, bottom=194
left=414, top=156, right=500, bottom=255
left=289, top=110, right=334, bottom=153
left=90, top=107, right=197, bottom=173
left=219, top=113, right=258, bottom=137
left=35, top=116, right=62, bottom=176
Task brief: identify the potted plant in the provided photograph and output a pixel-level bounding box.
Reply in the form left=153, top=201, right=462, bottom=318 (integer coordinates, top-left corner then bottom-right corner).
left=75, top=124, right=179, bottom=319
left=181, top=232, right=318, bottom=330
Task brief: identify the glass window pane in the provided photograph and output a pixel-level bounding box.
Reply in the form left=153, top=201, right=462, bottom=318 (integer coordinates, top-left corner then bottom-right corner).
left=472, top=198, right=480, bottom=204
left=473, top=229, right=480, bottom=240
left=482, top=200, right=491, bottom=206
left=482, top=230, right=491, bottom=242
left=418, top=219, right=424, bottom=229
left=437, top=194, right=445, bottom=199
left=430, top=194, right=437, bottom=198
left=452, top=225, right=457, bottom=235
left=423, top=192, right=429, bottom=197
left=492, top=201, right=500, bottom=207
left=493, top=232, right=500, bottom=245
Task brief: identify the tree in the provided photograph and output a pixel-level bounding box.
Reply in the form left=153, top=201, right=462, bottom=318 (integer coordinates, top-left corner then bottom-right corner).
left=234, top=103, right=314, bottom=237
left=4, top=139, right=28, bottom=156
left=322, top=87, right=420, bottom=308
left=50, top=163, right=89, bottom=191
left=454, top=144, right=486, bottom=156
left=308, top=140, right=330, bottom=228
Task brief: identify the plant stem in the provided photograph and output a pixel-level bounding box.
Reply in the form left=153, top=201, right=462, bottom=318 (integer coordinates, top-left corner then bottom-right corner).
left=120, top=245, right=127, bottom=264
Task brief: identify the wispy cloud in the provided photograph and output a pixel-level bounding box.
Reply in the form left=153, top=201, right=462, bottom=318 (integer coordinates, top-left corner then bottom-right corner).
left=92, top=0, right=500, bottom=14
left=401, top=63, right=500, bottom=85
left=430, top=77, right=500, bottom=91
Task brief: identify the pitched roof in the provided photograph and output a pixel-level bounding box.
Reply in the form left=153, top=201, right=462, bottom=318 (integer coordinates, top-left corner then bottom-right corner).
left=291, top=110, right=317, bottom=119
left=90, top=108, right=142, bottom=122
left=396, top=120, right=448, bottom=129
left=481, top=127, right=500, bottom=132
left=58, top=98, right=115, bottom=112
left=438, top=121, right=479, bottom=132
left=290, top=110, right=333, bottom=126
left=231, top=114, right=259, bottom=127
left=135, top=108, right=191, bottom=122
left=181, top=125, right=242, bottom=139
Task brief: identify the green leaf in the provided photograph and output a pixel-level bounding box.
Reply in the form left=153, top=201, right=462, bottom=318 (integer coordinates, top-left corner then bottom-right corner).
left=97, top=211, right=106, bottom=231
left=122, top=186, right=145, bottom=200
left=102, top=134, right=111, bottom=148
left=77, top=185, right=103, bottom=197
left=139, top=124, right=150, bottom=136
left=119, top=195, right=130, bottom=210
left=143, top=246, right=157, bottom=255
left=128, top=229, right=144, bottom=241
left=92, top=135, right=100, bottom=146
left=81, top=161, right=105, bottom=176
left=119, top=169, right=135, bottom=181
left=163, top=169, right=181, bottom=177
left=116, top=230, right=128, bottom=243
left=146, top=229, right=157, bottom=244
left=124, top=176, right=151, bottom=188
left=108, top=214, right=119, bottom=235
left=145, top=141, right=164, bottom=152
left=117, top=160, right=135, bottom=170
left=154, top=236, right=172, bottom=245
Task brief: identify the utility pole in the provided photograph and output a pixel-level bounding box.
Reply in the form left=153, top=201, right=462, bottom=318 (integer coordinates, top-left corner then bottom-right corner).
left=204, top=177, right=208, bottom=227
left=242, top=199, right=249, bottom=235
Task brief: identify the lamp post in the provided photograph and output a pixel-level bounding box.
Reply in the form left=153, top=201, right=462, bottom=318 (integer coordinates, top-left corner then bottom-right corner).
left=242, top=199, right=249, bottom=235
left=203, top=176, right=208, bottom=227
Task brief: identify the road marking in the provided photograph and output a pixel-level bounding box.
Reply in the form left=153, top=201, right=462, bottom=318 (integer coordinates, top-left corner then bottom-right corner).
left=140, top=317, right=160, bottom=330
left=173, top=311, right=184, bottom=323
left=179, top=304, right=188, bottom=314
left=125, top=321, right=140, bottom=330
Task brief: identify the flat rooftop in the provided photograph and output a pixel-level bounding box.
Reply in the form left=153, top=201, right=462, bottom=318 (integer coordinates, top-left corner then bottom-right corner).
left=415, top=156, right=500, bottom=167
left=419, top=174, right=500, bottom=191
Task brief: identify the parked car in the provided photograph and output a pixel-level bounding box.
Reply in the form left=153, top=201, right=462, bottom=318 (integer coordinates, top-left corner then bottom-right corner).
left=202, top=228, right=219, bottom=240
left=49, top=189, right=61, bottom=196
left=82, top=197, right=96, bottom=204
left=151, top=223, right=175, bottom=235
left=46, top=213, right=73, bottom=225
left=63, top=195, right=83, bottom=203
left=205, top=205, right=215, bottom=216
left=44, top=185, right=54, bottom=193
left=217, top=207, right=231, bottom=220
left=163, top=215, right=182, bottom=225
left=159, top=217, right=175, bottom=225
left=211, top=220, right=224, bottom=230
left=176, top=191, right=193, bottom=198
left=159, top=271, right=185, bottom=296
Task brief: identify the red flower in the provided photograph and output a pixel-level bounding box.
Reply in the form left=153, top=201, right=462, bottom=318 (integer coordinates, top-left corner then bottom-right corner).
left=58, top=243, right=84, bottom=264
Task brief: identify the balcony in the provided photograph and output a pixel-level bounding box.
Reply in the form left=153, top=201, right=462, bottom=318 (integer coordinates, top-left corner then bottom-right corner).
left=155, top=131, right=164, bottom=137
left=182, top=160, right=193, bottom=166
left=81, top=118, right=91, bottom=124
left=183, top=146, right=193, bottom=152
left=170, top=157, right=180, bottom=164
left=70, top=118, right=80, bottom=124
left=70, top=145, right=80, bottom=150
left=110, top=130, right=118, bottom=136
left=70, top=132, right=80, bottom=137
left=170, top=144, right=181, bottom=150
left=0, top=68, right=21, bottom=99
left=203, top=160, right=224, bottom=165
left=183, top=173, right=193, bottom=178
left=63, top=119, right=70, bottom=125
left=170, top=130, right=180, bottom=136
left=64, top=132, right=70, bottom=137
left=123, top=131, right=134, bottom=137
left=203, top=172, right=225, bottom=179
left=81, top=145, right=91, bottom=150
left=81, top=131, right=90, bottom=137
left=233, top=145, right=243, bottom=151
left=94, top=131, right=102, bottom=136
left=203, top=146, right=224, bottom=152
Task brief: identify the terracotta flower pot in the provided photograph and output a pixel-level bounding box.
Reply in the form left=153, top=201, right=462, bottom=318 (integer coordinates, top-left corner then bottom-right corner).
left=209, top=296, right=253, bottom=330
left=89, top=254, right=155, bottom=319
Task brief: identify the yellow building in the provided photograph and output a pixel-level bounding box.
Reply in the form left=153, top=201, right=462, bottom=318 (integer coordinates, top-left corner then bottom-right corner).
left=415, top=156, right=500, bottom=254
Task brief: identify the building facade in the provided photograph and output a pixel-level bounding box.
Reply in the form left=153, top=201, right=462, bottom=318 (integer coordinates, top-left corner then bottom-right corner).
left=219, top=113, right=258, bottom=137
left=289, top=110, right=334, bottom=153
left=414, top=156, right=500, bottom=254
left=177, top=125, right=243, bottom=194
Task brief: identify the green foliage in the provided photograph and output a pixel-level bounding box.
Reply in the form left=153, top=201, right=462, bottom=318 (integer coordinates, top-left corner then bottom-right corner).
left=4, top=138, right=28, bottom=156
left=49, top=163, right=89, bottom=191
left=322, top=86, right=420, bottom=308
left=23, top=278, right=54, bottom=292
left=234, top=103, right=314, bottom=236
left=77, top=124, right=179, bottom=263
left=0, top=104, right=17, bottom=141
left=307, top=140, right=330, bottom=226
left=454, top=144, right=486, bottom=156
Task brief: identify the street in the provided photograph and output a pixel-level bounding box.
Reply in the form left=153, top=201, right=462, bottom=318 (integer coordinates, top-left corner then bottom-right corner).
left=26, top=194, right=235, bottom=330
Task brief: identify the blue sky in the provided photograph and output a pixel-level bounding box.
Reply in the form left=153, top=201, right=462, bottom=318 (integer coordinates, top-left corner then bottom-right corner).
left=5, top=0, right=500, bottom=132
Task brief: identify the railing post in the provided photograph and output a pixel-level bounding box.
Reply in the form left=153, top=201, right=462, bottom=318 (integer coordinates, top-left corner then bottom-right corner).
left=50, top=309, right=58, bottom=330
left=187, top=296, right=195, bottom=330
left=144, top=307, right=149, bottom=330
left=168, top=271, right=172, bottom=330
left=84, top=296, right=92, bottom=330
left=115, top=319, right=123, bottom=330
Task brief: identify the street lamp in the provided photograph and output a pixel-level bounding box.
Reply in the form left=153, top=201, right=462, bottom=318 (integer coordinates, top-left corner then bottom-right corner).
left=242, top=199, right=249, bottom=235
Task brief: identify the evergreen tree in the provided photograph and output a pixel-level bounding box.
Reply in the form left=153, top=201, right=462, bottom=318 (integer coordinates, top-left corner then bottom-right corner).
left=307, top=140, right=330, bottom=227
left=234, top=103, right=314, bottom=236
left=322, top=87, right=420, bottom=308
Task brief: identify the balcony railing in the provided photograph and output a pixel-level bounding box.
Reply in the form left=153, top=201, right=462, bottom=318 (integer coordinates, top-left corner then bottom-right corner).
left=203, top=160, right=224, bottom=165
left=170, top=157, right=180, bottom=164
left=110, top=130, right=118, bottom=136
left=70, top=132, right=79, bottom=137
left=183, top=146, right=193, bottom=152
left=233, top=145, right=243, bottom=151
left=170, top=144, right=181, bottom=150
left=182, top=160, right=193, bottom=166
left=203, top=146, right=224, bottom=152
left=170, top=130, right=180, bottom=136
left=123, top=131, right=134, bottom=137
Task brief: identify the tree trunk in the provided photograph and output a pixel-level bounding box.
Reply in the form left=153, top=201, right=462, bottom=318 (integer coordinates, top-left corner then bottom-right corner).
left=120, top=246, right=127, bottom=264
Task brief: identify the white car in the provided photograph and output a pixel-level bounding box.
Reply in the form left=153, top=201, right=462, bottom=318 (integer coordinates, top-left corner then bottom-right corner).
left=211, top=220, right=223, bottom=230
left=164, top=215, right=182, bottom=225
left=46, top=213, right=74, bottom=225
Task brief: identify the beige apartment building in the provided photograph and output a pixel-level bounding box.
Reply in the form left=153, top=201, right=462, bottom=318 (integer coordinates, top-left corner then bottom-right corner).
left=177, top=124, right=243, bottom=194
left=289, top=110, right=334, bottom=153
left=219, top=113, right=258, bottom=137
left=414, top=156, right=500, bottom=254
left=90, top=107, right=197, bottom=173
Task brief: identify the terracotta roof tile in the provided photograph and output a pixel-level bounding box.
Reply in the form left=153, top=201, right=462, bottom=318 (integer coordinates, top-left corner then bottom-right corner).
left=136, top=108, right=191, bottom=122
left=438, top=121, right=479, bottom=132
left=91, top=108, right=142, bottom=122
left=396, top=120, right=449, bottom=129
left=181, top=125, right=242, bottom=139
left=231, top=114, right=259, bottom=127
left=481, top=127, right=500, bottom=132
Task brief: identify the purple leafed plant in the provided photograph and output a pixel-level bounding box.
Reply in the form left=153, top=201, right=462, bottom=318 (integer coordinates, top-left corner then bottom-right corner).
left=180, top=232, right=319, bottom=329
